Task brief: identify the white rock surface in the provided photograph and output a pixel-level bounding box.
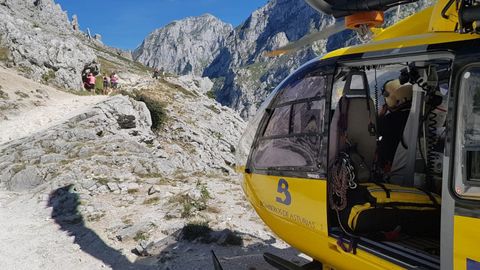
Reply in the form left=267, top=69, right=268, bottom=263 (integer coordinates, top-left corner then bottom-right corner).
left=133, top=14, right=233, bottom=76
left=0, top=0, right=97, bottom=89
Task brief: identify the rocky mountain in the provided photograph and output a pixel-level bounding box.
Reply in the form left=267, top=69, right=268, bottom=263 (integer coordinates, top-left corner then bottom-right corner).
left=134, top=0, right=436, bottom=118
left=203, top=0, right=343, bottom=118
left=133, top=14, right=233, bottom=76
left=0, top=0, right=97, bottom=89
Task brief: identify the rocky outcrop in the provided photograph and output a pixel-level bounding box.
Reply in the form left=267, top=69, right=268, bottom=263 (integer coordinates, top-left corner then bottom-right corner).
left=0, top=80, right=245, bottom=191
left=0, top=0, right=96, bottom=89
left=0, top=96, right=156, bottom=191
left=133, top=14, right=233, bottom=76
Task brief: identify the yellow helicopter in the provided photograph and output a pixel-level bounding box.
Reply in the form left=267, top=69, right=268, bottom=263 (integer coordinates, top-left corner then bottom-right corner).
left=233, top=0, right=480, bottom=269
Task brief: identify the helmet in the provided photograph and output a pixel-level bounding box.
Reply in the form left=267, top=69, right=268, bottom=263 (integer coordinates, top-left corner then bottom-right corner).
left=383, top=79, right=413, bottom=110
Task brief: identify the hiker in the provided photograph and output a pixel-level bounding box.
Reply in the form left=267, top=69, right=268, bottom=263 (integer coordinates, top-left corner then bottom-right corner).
left=85, top=73, right=96, bottom=94
left=102, top=74, right=110, bottom=95
left=110, top=72, right=119, bottom=90
left=152, top=68, right=159, bottom=79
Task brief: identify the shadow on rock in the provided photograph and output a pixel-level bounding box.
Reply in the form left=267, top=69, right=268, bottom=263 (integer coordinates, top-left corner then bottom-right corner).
left=134, top=223, right=309, bottom=270
left=47, top=185, right=152, bottom=270
left=48, top=185, right=308, bottom=270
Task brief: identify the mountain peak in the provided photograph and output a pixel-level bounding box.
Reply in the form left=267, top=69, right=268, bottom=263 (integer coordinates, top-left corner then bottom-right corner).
left=133, top=13, right=233, bottom=76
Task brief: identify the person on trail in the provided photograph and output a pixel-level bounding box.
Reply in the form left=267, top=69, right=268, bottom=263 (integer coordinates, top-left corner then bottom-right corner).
left=102, top=74, right=110, bottom=95
left=153, top=68, right=159, bottom=79
left=85, top=73, right=96, bottom=94
left=110, top=72, right=119, bottom=91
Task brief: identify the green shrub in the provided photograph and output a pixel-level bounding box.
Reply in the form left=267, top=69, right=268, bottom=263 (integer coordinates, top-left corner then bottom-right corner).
left=143, top=197, right=160, bottom=205
left=95, top=75, right=103, bottom=92
left=133, top=231, right=149, bottom=242
left=0, top=47, right=9, bottom=62
left=135, top=92, right=168, bottom=130
left=206, top=90, right=216, bottom=99
left=181, top=222, right=212, bottom=241
left=42, top=70, right=56, bottom=83
left=205, top=104, right=220, bottom=114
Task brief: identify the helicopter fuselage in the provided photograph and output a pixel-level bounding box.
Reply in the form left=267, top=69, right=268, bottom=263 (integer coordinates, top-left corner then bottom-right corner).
left=238, top=2, right=480, bottom=269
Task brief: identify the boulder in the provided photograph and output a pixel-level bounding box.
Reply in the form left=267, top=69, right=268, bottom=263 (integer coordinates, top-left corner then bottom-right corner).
left=8, top=166, right=43, bottom=191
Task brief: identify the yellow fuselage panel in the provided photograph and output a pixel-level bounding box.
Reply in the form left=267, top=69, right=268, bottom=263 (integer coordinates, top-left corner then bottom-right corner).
left=242, top=173, right=404, bottom=269
left=321, top=2, right=479, bottom=61
left=453, top=215, right=480, bottom=270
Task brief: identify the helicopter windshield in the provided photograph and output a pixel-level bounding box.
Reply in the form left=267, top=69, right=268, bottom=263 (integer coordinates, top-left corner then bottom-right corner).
left=236, top=87, right=281, bottom=170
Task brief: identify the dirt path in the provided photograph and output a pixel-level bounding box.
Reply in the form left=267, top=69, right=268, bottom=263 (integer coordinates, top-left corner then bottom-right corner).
left=0, top=191, right=109, bottom=270
left=0, top=67, right=107, bottom=145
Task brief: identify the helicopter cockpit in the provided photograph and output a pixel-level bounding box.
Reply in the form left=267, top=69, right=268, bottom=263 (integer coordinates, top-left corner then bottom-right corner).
left=235, top=54, right=454, bottom=266
left=232, top=0, right=480, bottom=268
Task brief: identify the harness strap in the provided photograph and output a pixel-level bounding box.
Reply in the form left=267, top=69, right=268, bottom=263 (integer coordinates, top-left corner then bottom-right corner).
left=417, top=187, right=440, bottom=208
left=337, top=234, right=359, bottom=254
left=373, top=182, right=391, bottom=198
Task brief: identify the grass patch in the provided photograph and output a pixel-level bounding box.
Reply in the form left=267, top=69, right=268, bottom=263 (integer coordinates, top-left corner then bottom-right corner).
left=176, top=86, right=197, bottom=98
left=204, top=104, right=221, bottom=114
left=134, top=91, right=168, bottom=130
left=197, top=181, right=212, bottom=201
left=212, top=131, right=223, bottom=141
left=133, top=231, right=150, bottom=242
left=159, top=79, right=198, bottom=98
left=98, top=56, right=118, bottom=76
left=137, top=172, right=164, bottom=179
left=164, top=213, right=176, bottom=220
left=94, top=177, right=109, bottom=186
left=206, top=206, right=221, bottom=214
left=121, top=216, right=133, bottom=226
left=17, top=65, right=33, bottom=75
left=143, top=196, right=160, bottom=205
left=0, top=46, right=9, bottom=62
left=41, top=70, right=56, bottom=83
left=59, top=159, right=72, bottom=165
left=206, top=90, right=216, bottom=99
left=62, top=89, right=96, bottom=96
left=169, top=182, right=211, bottom=218
left=86, top=212, right=105, bottom=222
left=0, top=86, right=8, bottom=100
left=168, top=194, right=206, bottom=218
left=94, top=75, right=104, bottom=92
left=127, top=188, right=139, bottom=194
left=14, top=91, right=29, bottom=98
left=12, top=163, right=27, bottom=174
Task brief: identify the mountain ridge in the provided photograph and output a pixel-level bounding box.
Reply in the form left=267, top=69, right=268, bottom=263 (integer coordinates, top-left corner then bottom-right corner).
left=133, top=14, right=233, bottom=76
left=134, top=0, right=436, bottom=118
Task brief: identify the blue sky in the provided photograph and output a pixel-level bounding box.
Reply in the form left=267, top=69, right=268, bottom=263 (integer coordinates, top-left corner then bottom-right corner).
left=56, top=0, right=268, bottom=50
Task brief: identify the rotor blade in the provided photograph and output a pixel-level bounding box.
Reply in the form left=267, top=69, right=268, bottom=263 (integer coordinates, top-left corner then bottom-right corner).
left=265, top=18, right=346, bottom=57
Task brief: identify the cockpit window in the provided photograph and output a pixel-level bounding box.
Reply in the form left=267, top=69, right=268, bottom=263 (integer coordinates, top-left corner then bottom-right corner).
left=293, top=100, right=324, bottom=134
left=251, top=72, right=328, bottom=175
left=275, top=76, right=325, bottom=105
left=263, top=106, right=291, bottom=137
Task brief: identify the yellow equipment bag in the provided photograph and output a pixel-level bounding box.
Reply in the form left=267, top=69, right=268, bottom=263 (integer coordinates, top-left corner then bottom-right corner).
left=339, top=183, right=441, bottom=236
